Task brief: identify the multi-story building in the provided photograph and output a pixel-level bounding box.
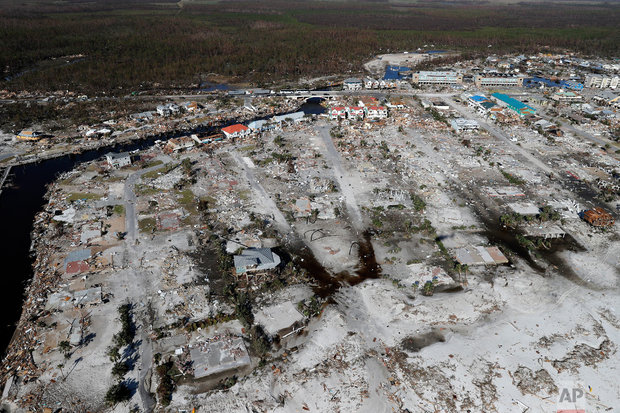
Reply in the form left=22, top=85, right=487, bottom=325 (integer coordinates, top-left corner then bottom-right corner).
left=221, top=124, right=250, bottom=139
left=364, top=106, right=388, bottom=119
left=474, top=73, right=525, bottom=87
left=346, top=106, right=365, bottom=120
left=585, top=74, right=620, bottom=89
left=330, top=107, right=347, bottom=120
left=105, top=152, right=132, bottom=168
left=412, top=71, right=463, bottom=85
left=364, top=77, right=379, bottom=89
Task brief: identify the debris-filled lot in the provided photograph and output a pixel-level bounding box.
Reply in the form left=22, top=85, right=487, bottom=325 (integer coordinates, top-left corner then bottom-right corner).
left=1, top=52, right=619, bottom=413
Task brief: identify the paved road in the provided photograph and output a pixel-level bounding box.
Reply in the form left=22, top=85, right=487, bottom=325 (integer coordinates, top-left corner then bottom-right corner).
left=0, top=149, right=23, bottom=162
left=123, top=159, right=172, bottom=241
left=126, top=89, right=456, bottom=101
left=232, top=152, right=292, bottom=234
left=556, top=118, right=618, bottom=157
left=136, top=310, right=155, bottom=413
left=447, top=100, right=554, bottom=175
left=121, top=159, right=172, bottom=412
left=124, top=173, right=140, bottom=242
left=317, top=124, right=364, bottom=231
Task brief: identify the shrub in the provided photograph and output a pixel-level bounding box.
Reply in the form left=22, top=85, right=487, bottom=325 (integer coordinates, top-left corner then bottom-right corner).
left=410, top=194, right=426, bottom=211
left=156, top=361, right=179, bottom=407
left=115, top=304, right=135, bottom=347
left=422, top=281, right=435, bottom=296
left=105, top=382, right=131, bottom=405
left=112, top=361, right=130, bottom=378
left=235, top=292, right=254, bottom=330
left=249, top=325, right=271, bottom=357
left=106, top=346, right=121, bottom=363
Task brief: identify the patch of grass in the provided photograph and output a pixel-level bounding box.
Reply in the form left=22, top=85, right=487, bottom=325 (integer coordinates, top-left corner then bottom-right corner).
left=500, top=170, right=525, bottom=185
left=142, top=159, right=164, bottom=169
left=410, top=194, right=426, bottom=212
left=93, top=175, right=124, bottom=183
left=177, top=189, right=195, bottom=209
left=135, top=184, right=159, bottom=196
left=237, top=190, right=251, bottom=201
left=142, top=162, right=178, bottom=179
left=113, top=204, right=125, bottom=215
left=67, top=192, right=102, bottom=202
left=138, top=217, right=156, bottom=233
left=239, top=144, right=256, bottom=152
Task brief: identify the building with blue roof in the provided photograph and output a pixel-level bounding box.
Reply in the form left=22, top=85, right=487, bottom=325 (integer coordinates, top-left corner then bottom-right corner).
left=469, top=95, right=488, bottom=103
left=524, top=77, right=583, bottom=91
left=524, top=77, right=561, bottom=88
left=491, top=93, right=536, bottom=117
left=560, top=80, right=584, bottom=91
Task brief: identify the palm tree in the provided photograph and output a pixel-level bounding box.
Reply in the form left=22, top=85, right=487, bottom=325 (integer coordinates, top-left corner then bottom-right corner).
left=58, top=340, right=71, bottom=359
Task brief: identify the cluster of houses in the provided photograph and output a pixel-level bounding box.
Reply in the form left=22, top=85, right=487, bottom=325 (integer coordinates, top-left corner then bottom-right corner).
left=344, top=66, right=411, bottom=90
left=156, top=101, right=202, bottom=117
left=131, top=101, right=201, bottom=121
left=222, top=111, right=307, bottom=139
left=584, top=74, right=620, bottom=90
left=330, top=97, right=389, bottom=120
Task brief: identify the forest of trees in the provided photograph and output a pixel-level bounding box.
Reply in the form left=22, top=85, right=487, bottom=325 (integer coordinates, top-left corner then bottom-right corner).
left=0, top=0, right=618, bottom=93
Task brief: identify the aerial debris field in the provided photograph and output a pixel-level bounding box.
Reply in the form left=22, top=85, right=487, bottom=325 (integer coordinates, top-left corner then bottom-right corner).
left=1, top=51, right=619, bottom=412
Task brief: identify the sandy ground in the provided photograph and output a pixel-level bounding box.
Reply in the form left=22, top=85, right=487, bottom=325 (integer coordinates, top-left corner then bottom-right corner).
left=364, top=52, right=456, bottom=76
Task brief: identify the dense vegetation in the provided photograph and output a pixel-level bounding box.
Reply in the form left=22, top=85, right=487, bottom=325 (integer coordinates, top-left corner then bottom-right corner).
left=0, top=0, right=618, bottom=92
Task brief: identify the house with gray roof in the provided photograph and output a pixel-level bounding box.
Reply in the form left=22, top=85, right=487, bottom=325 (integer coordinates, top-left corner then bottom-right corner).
left=105, top=152, right=132, bottom=168
left=233, top=248, right=281, bottom=274
left=272, top=111, right=305, bottom=125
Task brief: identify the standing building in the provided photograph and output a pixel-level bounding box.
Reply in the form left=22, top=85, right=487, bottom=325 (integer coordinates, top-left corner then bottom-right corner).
left=233, top=248, right=281, bottom=274
left=221, top=124, right=250, bottom=139
left=164, top=136, right=195, bottom=153
left=491, top=93, right=536, bottom=117
left=364, top=77, right=379, bottom=89
left=16, top=130, right=43, bottom=141
left=551, top=91, right=583, bottom=103
left=450, top=118, right=480, bottom=133
left=412, top=71, right=463, bottom=85
left=273, top=111, right=305, bottom=125
left=364, top=106, right=388, bottom=119
left=585, top=74, right=620, bottom=89
left=343, top=78, right=363, bottom=91
left=474, top=73, right=525, bottom=87
left=330, top=107, right=347, bottom=120
left=346, top=106, right=365, bottom=120
left=105, top=152, right=132, bottom=168
left=592, top=91, right=620, bottom=106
